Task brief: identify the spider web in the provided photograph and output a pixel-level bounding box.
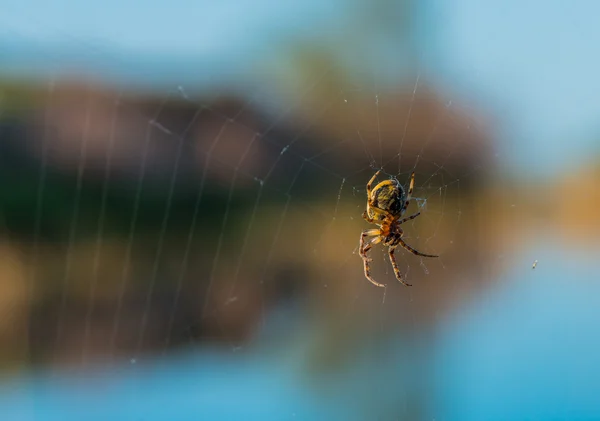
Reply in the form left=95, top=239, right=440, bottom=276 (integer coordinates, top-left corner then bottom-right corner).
left=0, top=3, right=492, bottom=419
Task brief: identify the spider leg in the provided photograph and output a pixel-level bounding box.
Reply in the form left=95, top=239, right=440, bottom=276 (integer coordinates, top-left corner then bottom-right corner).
left=402, top=171, right=415, bottom=214
left=359, top=230, right=385, bottom=287
left=363, top=244, right=385, bottom=287
left=366, top=169, right=382, bottom=195
left=359, top=229, right=380, bottom=260
left=398, top=212, right=421, bottom=225
left=397, top=237, right=438, bottom=258
left=362, top=206, right=390, bottom=223
left=388, top=247, right=412, bottom=287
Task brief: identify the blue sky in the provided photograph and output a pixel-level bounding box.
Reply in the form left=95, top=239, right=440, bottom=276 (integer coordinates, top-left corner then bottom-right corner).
left=2, top=0, right=600, bottom=177
left=426, top=0, right=600, bottom=176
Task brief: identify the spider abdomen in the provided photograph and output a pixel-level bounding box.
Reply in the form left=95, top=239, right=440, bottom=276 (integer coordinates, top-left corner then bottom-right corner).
left=368, top=180, right=405, bottom=221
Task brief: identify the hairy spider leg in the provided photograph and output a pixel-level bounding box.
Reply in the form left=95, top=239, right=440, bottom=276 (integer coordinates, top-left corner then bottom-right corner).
left=360, top=229, right=385, bottom=287
left=366, top=169, right=383, bottom=194
left=360, top=229, right=381, bottom=260
left=388, top=247, right=412, bottom=286
left=403, top=171, right=415, bottom=215
left=398, top=212, right=421, bottom=225
left=397, top=237, right=438, bottom=258
left=362, top=205, right=392, bottom=223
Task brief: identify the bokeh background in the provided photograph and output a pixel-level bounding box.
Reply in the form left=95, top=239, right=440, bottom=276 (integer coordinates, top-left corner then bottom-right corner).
left=1, top=0, right=600, bottom=420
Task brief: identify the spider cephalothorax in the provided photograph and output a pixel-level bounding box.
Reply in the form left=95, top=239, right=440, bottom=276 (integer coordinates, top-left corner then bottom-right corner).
left=359, top=170, right=438, bottom=287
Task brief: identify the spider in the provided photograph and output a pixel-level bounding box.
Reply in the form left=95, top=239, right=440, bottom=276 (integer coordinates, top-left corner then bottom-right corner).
left=359, top=169, right=438, bottom=287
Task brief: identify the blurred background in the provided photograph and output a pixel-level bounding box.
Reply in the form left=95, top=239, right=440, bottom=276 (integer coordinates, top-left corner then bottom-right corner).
left=1, top=0, right=600, bottom=420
